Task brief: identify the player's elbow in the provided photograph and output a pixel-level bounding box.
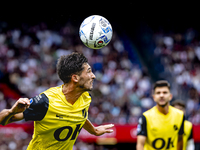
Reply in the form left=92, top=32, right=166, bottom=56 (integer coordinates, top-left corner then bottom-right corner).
left=0, top=114, right=18, bottom=126
left=0, top=118, right=9, bottom=126
left=0, top=118, right=12, bottom=126
left=0, top=121, right=7, bottom=126
left=0, top=110, right=10, bottom=126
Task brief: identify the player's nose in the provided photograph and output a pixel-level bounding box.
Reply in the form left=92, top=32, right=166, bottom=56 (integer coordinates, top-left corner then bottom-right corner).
left=92, top=72, right=96, bottom=79
left=159, top=93, right=164, bottom=97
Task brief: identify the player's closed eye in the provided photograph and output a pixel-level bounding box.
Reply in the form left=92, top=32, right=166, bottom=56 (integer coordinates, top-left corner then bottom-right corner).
left=87, top=68, right=92, bottom=73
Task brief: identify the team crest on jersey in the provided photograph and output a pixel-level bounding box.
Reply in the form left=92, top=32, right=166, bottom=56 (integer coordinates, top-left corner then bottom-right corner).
left=173, top=125, right=178, bottom=131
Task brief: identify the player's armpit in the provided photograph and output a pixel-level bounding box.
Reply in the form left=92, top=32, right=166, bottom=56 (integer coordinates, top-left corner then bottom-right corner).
left=136, top=135, right=146, bottom=150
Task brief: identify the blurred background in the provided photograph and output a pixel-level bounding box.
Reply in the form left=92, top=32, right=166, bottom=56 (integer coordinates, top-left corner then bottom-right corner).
left=1, top=2, right=200, bottom=150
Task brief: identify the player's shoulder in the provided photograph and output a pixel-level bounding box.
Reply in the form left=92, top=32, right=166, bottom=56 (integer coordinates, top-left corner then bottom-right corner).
left=43, top=85, right=62, bottom=93
left=42, top=85, right=62, bottom=97
left=170, top=106, right=184, bottom=116
left=143, top=106, right=157, bottom=116
left=185, top=120, right=193, bottom=128
left=81, top=92, right=92, bottom=101
left=82, top=91, right=91, bottom=97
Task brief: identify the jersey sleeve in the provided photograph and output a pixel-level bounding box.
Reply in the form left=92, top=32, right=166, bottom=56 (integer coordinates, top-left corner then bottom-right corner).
left=188, top=126, right=193, bottom=140
left=137, top=115, right=147, bottom=136
left=23, top=93, right=49, bottom=121
left=178, top=115, right=185, bottom=135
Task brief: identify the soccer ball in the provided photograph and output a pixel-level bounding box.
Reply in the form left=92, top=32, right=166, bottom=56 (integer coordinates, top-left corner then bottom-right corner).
left=79, top=15, right=113, bottom=49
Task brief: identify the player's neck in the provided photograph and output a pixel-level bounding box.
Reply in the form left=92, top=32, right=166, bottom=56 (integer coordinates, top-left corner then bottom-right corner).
left=62, top=84, right=84, bottom=105
left=156, top=103, right=169, bottom=115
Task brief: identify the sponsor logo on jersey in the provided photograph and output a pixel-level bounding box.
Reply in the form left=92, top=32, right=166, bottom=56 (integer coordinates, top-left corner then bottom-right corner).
left=56, top=114, right=64, bottom=119
left=173, top=125, right=178, bottom=131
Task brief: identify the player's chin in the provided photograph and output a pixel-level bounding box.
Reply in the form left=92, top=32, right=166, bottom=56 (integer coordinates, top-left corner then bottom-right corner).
left=88, top=85, right=93, bottom=91
left=158, top=102, right=168, bottom=107
left=85, top=85, right=93, bottom=91
left=88, top=82, right=94, bottom=91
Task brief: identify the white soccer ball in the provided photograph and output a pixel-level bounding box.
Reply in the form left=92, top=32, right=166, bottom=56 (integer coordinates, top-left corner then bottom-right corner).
left=79, top=15, right=113, bottom=49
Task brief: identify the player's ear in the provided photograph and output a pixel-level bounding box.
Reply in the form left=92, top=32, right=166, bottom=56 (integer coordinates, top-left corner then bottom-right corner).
left=71, top=74, right=80, bottom=83
left=152, top=90, right=155, bottom=101
left=152, top=94, right=156, bottom=102
left=169, top=93, right=173, bottom=101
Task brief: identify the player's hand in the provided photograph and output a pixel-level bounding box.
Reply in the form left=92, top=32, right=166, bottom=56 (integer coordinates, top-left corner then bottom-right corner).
left=94, top=124, right=114, bottom=136
left=10, top=98, right=30, bottom=114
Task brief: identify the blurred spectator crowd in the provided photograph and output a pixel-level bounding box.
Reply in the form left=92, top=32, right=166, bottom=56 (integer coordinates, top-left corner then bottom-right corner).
left=0, top=21, right=153, bottom=149
left=1, top=20, right=200, bottom=149
left=153, top=28, right=200, bottom=124
left=0, top=127, right=31, bottom=150
left=0, top=21, right=152, bottom=126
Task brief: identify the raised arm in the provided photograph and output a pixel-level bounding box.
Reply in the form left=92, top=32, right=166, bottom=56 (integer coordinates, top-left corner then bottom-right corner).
left=83, top=118, right=114, bottom=136
left=0, top=98, right=30, bottom=125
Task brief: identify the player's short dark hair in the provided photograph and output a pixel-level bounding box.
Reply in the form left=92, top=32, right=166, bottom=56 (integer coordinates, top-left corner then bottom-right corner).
left=57, top=52, right=88, bottom=84
left=153, top=80, right=170, bottom=91
left=171, top=99, right=186, bottom=108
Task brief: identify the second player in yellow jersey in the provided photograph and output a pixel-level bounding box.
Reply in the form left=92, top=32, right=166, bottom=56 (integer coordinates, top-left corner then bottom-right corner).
left=138, top=106, right=184, bottom=150
left=137, top=80, right=185, bottom=150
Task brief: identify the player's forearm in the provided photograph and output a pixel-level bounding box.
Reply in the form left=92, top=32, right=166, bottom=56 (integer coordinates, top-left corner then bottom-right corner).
left=177, top=135, right=183, bottom=150
left=136, top=143, right=144, bottom=150
left=83, top=119, right=114, bottom=136
left=83, top=119, right=97, bottom=135
left=0, top=109, right=15, bottom=126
